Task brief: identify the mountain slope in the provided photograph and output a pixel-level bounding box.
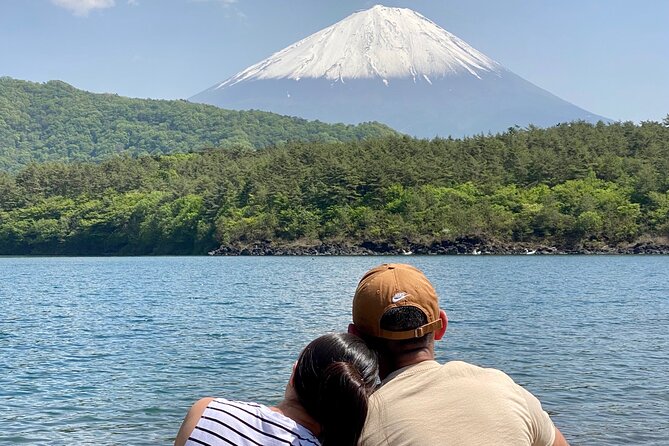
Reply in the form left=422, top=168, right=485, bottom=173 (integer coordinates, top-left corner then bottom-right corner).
left=191, top=5, right=609, bottom=137
left=218, top=4, right=500, bottom=84
left=0, top=77, right=397, bottom=171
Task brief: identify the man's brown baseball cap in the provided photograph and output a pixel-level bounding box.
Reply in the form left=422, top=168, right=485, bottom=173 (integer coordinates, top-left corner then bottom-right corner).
left=352, top=263, right=443, bottom=340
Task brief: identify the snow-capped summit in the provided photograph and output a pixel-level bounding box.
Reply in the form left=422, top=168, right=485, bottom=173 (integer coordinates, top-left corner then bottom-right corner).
left=219, top=5, right=500, bottom=87
left=191, top=5, right=609, bottom=137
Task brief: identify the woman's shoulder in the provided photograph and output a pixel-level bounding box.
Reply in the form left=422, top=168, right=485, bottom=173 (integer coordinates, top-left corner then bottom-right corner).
left=176, top=397, right=319, bottom=446
left=174, top=397, right=215, bottom=446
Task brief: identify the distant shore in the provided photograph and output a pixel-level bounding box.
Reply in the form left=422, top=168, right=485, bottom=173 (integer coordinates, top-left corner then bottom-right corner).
left=208, top=237, right=669, bottom=256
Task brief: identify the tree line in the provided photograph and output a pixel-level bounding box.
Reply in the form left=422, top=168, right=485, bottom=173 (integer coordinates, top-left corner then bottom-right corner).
left=0, top=77, right=397, bottom=171
left=1, top=119, right=668, bottom=254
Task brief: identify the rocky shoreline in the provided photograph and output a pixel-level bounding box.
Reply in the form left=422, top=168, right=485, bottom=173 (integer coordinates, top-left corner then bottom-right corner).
left=208, top=237, right=669, bottom=256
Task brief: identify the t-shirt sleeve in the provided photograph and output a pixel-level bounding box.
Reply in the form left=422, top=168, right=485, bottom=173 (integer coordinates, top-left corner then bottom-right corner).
left=519, top=386, right=557, bottom=446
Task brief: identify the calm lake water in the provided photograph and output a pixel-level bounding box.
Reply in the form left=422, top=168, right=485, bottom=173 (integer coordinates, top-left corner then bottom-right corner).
left=1, top=256, right=667, bottom=445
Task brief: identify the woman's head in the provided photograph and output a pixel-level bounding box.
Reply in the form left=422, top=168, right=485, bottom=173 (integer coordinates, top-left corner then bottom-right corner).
left=293, top=333, right=378, bottom=446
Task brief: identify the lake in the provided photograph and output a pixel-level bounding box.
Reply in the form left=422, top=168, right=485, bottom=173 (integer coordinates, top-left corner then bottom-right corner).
left=1, top=256, right=667, bottom=445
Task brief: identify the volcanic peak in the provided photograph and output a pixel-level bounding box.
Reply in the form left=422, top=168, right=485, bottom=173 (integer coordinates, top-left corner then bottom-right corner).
left=217, top=4, right=501, bottom=88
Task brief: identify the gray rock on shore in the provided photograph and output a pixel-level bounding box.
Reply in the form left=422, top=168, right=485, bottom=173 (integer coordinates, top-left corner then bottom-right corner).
left=208, top=238, right=669, bottom=256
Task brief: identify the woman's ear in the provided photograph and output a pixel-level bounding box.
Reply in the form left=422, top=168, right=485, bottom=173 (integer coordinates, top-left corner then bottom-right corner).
left=289, top=361, right=297, bottom=386
left=283, top=361, right=298, bottom=400
left=433, top=310, right=448, bottom=340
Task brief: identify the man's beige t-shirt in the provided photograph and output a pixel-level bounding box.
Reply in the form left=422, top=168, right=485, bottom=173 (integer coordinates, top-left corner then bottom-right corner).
left=361, top=360, right=556, bottom=446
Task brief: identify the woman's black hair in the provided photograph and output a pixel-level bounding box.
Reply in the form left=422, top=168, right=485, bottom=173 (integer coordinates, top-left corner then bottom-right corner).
left=293, top=333, right=378, bottom=446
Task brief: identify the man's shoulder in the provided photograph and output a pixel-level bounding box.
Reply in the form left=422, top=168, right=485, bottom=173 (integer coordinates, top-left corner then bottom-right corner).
left=382, top=360, right=512, bottom=381
left=375, top=360, right=520, bottom=399
left=384, top=360, right=520, bottom=393
left=441, top=360, right=512, bottom=378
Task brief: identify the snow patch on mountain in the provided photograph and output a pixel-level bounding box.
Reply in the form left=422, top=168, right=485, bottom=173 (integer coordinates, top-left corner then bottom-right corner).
left=217, top=5, right=501, bottom=88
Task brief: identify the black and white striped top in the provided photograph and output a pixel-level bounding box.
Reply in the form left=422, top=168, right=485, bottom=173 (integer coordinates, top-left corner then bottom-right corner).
left=185, top=398, right=321, bottom=446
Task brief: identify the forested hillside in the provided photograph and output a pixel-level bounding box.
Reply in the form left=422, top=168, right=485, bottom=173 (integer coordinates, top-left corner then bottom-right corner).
left=1, top=120, right=668, bottom=255
left=0, top=77, right=397, bottom=171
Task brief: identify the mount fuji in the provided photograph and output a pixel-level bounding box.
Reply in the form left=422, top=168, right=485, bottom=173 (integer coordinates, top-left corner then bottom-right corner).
left=190, top=5, right=609, bottom=137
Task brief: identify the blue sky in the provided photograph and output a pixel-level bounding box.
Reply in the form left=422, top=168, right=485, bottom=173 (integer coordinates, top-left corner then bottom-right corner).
left=1, top=0, right=667, bottom=123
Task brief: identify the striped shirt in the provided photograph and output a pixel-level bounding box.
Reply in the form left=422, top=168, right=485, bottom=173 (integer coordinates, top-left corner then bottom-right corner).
left=185, top=398, right=321, bottom=446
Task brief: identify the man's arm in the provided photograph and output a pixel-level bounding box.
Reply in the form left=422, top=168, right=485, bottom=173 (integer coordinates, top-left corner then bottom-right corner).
left=174, top=397, right=214, bottom=446
left=552, top=427, right=570, bottom=446
left=518, top=384, right=570, bottom=446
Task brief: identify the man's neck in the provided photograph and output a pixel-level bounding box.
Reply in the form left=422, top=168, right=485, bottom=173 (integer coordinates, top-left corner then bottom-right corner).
left=380, top=348, right=435, bottom=380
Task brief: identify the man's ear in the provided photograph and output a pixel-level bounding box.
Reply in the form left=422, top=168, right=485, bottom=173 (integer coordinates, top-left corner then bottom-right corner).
left=348, top=323, right=360, bottom=336
left=433, top=310, right=448, bottom=341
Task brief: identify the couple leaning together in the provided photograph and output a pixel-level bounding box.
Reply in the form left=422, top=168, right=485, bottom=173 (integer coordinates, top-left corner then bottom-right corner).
left=175, top=263, right=569, bottom=446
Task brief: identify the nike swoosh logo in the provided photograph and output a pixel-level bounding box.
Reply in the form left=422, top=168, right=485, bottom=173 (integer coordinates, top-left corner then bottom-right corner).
left=392, top=292, right=408, bottom=303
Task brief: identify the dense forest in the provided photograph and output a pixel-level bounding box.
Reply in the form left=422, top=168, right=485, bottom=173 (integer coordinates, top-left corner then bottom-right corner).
left=0, top=77, right=397, bottom=171
left=1, top=119, right=668, bottom=255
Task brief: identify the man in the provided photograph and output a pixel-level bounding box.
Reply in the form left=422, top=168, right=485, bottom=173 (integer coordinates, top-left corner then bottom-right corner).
left=349, top=263, right=569, bottom=446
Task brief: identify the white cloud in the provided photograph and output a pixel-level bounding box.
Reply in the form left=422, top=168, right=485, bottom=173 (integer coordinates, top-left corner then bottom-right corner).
left=51, top=0, right=116, bottom=16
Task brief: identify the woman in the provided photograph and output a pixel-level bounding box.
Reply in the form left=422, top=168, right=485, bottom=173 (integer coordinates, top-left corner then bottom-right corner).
left=174, top=333, right=378, bottom=446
